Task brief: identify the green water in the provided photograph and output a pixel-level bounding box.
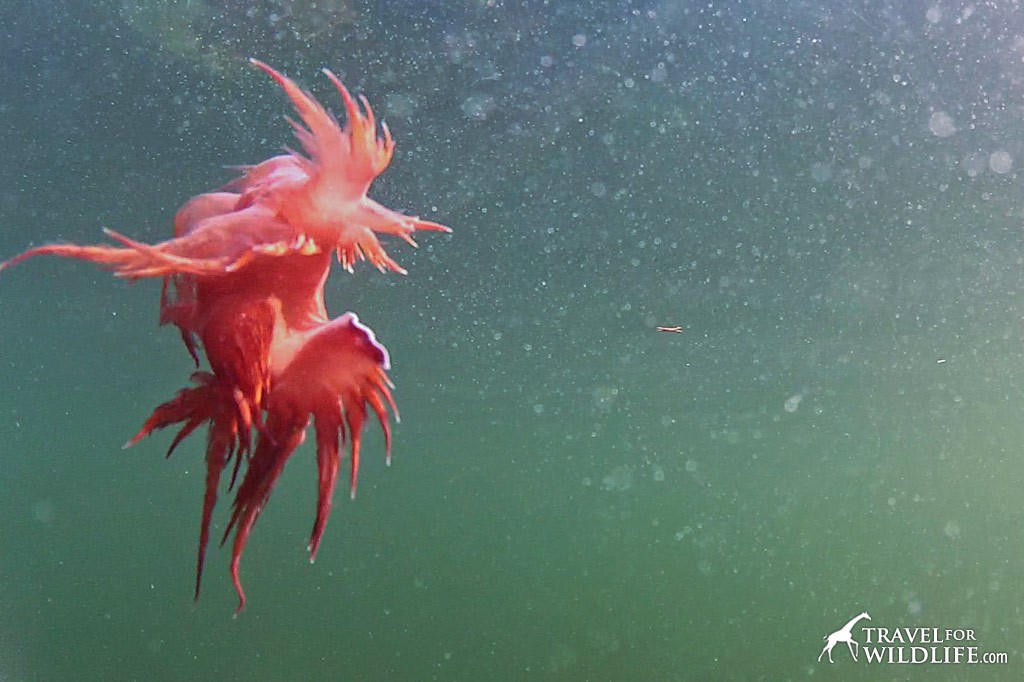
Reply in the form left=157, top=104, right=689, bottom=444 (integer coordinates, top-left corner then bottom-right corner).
left=2, top=1, right=1024, bottom=680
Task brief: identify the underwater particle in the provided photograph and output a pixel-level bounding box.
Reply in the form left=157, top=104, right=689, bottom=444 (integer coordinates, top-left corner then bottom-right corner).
left=384, top=92, right=418, bottom=120
left=784, top=394, right=803, bottom=413
left=989, top=150, right=1013, bottom=174
left=961, top=153, right=987, bottom=177
left=943, top=520, right=961, bottom=539
left=810, top=162, right=833, bottom=182
left=591, top=385, right=618, bottom=412
left=601, top=465, right=633, bottom=492
left=685, top=459, right=697, bottom=473
left=461, top=93, right=497, bottom=121
left=652, top=465, right=665, bottom=482
left=32, top=499, right=55, bottom=524
left=928, top=111, right=957, bottom=137
left=590, top=182, right=607, bottom=197
left=926, top=5, right=943, bottom=22
left=572, top=34, right=587, bottom=48
left=548, top=642, right=577, bottom=672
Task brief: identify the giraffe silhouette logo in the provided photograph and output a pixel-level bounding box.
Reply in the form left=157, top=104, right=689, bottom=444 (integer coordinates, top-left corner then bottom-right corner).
left=818, top=612, right=871, bottom=663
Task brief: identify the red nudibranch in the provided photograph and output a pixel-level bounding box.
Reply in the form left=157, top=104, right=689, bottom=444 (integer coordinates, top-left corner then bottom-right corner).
left=1, top=59, right=450, bottom=612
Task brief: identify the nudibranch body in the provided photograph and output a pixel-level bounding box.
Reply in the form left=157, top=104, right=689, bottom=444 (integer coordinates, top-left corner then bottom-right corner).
left=2, top=59, right=449, bottom=612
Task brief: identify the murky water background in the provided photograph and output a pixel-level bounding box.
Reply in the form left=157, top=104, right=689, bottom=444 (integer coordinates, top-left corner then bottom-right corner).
left=2, top=1, right=1024, bottom=679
